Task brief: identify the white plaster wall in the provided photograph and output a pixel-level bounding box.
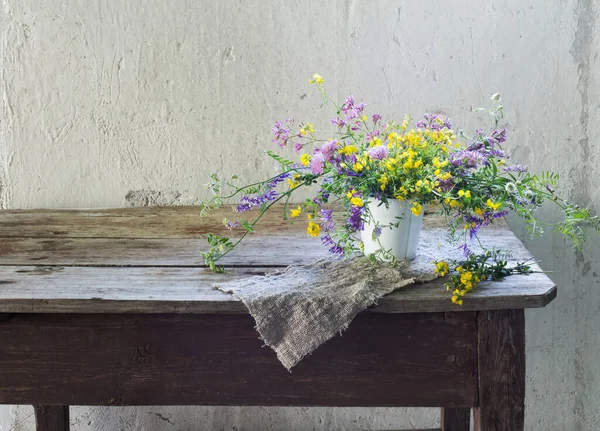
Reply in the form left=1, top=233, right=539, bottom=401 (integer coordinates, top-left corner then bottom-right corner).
left=1, top=0, right=599, bottom=430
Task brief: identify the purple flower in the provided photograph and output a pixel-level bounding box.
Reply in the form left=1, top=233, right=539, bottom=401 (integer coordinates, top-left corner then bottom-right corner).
left=342, top=95, right=355, bottom=114
left=294, top=142, right=304, bottom=153
left=372, top=113, right=382, bottom=124
left=225, top=220, right=240, bottom=230
left=346, top=206, right=364, bottom=231
left=416, top=113, right=452, bottom=131
left=368, top=145, right=388, bottom=160
left=311, top=152, right=325, bottom=174
left=321, top=140, right=338, bottom=161
left=450, top=150, right=487, bottom=169
left=272, top=119, right=293, bottom=148
left=503, top=164, right=528, bottom=173
left=235, top=172, right=291, bottom=212
left=331, top=117, right=346, bottom=128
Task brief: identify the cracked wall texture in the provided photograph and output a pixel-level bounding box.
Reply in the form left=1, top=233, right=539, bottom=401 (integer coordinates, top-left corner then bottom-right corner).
left=1, top=0, right=599, bottom=430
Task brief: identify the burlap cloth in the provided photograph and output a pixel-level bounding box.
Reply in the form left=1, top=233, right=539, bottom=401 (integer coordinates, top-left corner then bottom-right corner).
left=213, top=228, right=463, bottom=370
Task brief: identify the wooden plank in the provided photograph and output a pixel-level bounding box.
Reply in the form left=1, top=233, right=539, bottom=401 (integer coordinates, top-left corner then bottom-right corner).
left=474, top=310, right=525, bottom=431
left=0, top=229, right=525, bottom=267
left=441, top=407, right=470, bottom=430
left=0, top=265, right=556, bottom=314
left=33, top=406, right=69, bottom=431
left=0, top=312, right=478, bottom=407
left=0, top=206, right=504, bottom=239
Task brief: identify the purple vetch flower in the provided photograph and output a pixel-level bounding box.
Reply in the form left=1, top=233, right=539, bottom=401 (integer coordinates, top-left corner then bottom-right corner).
left=342, top=95, right=355, bottom=114
left=346, top=205, right=365, bottom=231
left=368, top=145, right=388, bottom=160
left=328, top=244, right=344, bottom=255
left=450, top=150, right=487, bottom=169
left=321, top=140, right=339, bottom=161
left=331, top=117, right=346, bottom=128
left=225, top=220, right=240, bottom=230
left=294, top=142, right=304, bottom=153
left=503, top=164, right=528, bottom=173
left=373, top=226, right=383, bottom=238
left=235, top=172, right=291, bottom=212
left=490, top=128, right=507, bottom=144
left=310, top=152, right=325, bottom=174
left=458, top=243, right=472, bottom=257
left=416, top=113, right=452, bottom=131
left=372, top=113, right=382, bottom=124
left=272, top=118, right=293, bottom=148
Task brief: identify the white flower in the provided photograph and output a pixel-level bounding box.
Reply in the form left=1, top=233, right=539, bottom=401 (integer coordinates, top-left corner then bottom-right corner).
left=505, top=182, right=517, bottom=194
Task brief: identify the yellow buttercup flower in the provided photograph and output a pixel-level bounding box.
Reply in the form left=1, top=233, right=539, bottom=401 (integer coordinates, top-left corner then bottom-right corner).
left=411, top=201, right=423, bottom=216
left=306, top=221, right=321, bottom=237
left=300, top=154, right=311, bottom=166
left=486, top=199, right=502, bottom=211
left=308, top=74, right=324, bottom=85
left=350, top=196, right=364, bottom=207
left=435, top=261, right=449, bottom=277
left=290, top=206, right=302, bottom=218
left=340, top=145, right=358, bottom=155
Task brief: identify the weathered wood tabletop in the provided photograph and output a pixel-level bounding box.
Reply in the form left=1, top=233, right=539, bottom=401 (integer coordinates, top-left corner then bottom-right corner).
left=0, top=206, right=556, bottom=431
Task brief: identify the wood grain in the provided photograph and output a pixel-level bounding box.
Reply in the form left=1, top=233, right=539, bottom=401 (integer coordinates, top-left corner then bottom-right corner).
left=0, top=265, right=555, bottom=314
left=474, top=310, right=525, bottom=431
left=33, top=405, right=69, bottom=431
left=0, top=206, right=495, bottom=239
left=441, top=407, right=470, bottom=431
left=0, top=312, right=478, bottom=407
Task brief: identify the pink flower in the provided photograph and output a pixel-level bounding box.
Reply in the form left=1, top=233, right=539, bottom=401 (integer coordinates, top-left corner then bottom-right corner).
left=368, top=145, right=388, bottom=160
left=320, top=140, right=338, bottom=161
left=311, top=152, right=325, bottom=174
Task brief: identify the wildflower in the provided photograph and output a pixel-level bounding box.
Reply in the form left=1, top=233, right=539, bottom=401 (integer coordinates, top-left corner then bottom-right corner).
left=300, top=154, right=311, bottom=166
left=368, top=145, right=388, bottom=160
left=290, top=206, right=302, bottom=218
left=486, top=199, right=502, bottom=211
left=306, top=221, right=321, bottom=237
left=350, top=196, right=364, bottom=207
left=353, top=162, right=364, bottom=172
left=321, top=140, right=338, bottom=161
left=340, top=145, right=358, bottom=155
left=474, top=207, right=483, bottom=216
left=308, top=74, right=324, bottom=85
left=458, top=189, right=470, bottom=199
left=505, top=182, right=517, bottom=194
left=372, top=113, right=382, bottom=124
left=378, top=174, right=389, bottom=191
left=411, top=202, right=423, bottom=216
left=435, top=261, right=449, bottom=277
left=305, top=123, right=315, bottom=134
left=311, top=152, right=325, bottom=174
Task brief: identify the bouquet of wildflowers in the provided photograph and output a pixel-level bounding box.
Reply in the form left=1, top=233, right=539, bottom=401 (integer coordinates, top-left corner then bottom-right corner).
left=201, top=75, right=599, bottom=304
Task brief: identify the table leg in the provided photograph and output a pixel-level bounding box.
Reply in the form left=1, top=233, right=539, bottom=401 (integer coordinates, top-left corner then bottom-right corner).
left=441, top=407, right=470, bottom=430
left=34, top=405, right=69, bottom=431
left=474, top=309, right=525, bottom=431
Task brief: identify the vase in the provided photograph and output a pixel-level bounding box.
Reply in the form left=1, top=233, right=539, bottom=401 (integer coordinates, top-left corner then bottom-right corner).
left=360, top=199, right=424, bottom=260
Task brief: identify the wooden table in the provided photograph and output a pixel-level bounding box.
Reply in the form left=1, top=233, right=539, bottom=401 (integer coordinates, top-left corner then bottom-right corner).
left=0, top=207, right=556, bottom=431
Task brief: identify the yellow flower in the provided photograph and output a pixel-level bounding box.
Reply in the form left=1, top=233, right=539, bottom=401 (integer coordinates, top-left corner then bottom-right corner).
left=362, top=115, right=367, bottom=121
left=451, top=295, right=464, bottom=306
left=350, top=196, right=364, bottom=207
left=306, top=221, right=321, bottom=237
left=300, top=154, right=311, bottom=166
left=290, top=206, right=302, bottom=218
left=435, top=261, right=449, bottom=277
left=498, top=159, right=506, bottom=166
left=474, top=207, right=483, bottom=216
left=413, top=159, right=423, bottom=169
left=456, top=265, right=464, bottom=273
left=347, top=189, right=357, bottom=199
left=308, top=74, right=324, bottom=85
left=298, top=128, right=307, bottom=137
left=305, top=123, right=314, bottom=134
left=307, top=213, right=313, bottom=220
left=486, top=199, right=502, bottom=211
left=458, top=189, right=465, bottom=197
left=378, top=174, right=389, bottom=191
left=287, top=178, right=300, bottom=188
left=353, top=162, right=364, bottom=172
left=411, top=201, right=423, bottom=216
left=340, top=145, right=358, bottom=155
